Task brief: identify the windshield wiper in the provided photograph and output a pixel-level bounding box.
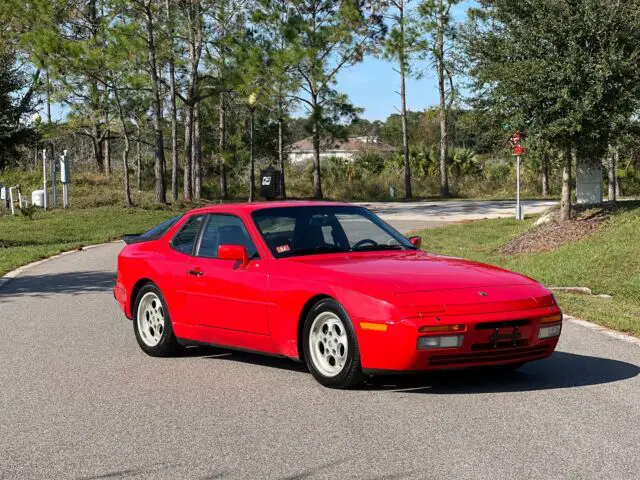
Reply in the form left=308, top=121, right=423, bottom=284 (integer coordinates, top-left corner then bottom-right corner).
left=288, top=246, right=349, bottom=256
left=351, top=244, right=406, bottom=252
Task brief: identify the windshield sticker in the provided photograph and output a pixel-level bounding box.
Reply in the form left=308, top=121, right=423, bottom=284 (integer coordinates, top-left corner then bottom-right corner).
left=276, top=245, right=291, bottom=253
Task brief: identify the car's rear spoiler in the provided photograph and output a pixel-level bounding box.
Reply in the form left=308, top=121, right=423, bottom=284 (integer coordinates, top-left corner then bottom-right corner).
left=122, top=233, right=154, bottom=245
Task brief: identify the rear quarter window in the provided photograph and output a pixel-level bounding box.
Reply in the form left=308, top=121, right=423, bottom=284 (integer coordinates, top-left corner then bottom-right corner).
left=171, top=215, right=205, bottom=255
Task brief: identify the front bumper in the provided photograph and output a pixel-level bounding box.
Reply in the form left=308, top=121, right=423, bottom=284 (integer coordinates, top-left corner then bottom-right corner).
left=357, top=306, right=562, bottom=373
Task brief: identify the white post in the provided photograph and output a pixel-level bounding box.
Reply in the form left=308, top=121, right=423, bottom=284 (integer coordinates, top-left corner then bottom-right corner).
left=60, top=150, right=69, bottom=208
left=51, top=147, right=57, bottom=208
left=516, top=155, right=522, bottom=220
left=9, top=187, right=15, bottom=215
left=43, top=148, right=48, bottom=210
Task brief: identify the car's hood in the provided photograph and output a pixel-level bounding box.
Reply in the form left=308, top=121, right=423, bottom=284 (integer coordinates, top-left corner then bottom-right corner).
left=285, top=251, right=536, bottom=293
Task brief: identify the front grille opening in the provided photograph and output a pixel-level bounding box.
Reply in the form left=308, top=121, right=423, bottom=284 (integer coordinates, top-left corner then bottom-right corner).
left=429, top=345, right=550, bottom=367
left=471, top=339, right=529, bottom=351
left=475, top=319, right=530, bottom=330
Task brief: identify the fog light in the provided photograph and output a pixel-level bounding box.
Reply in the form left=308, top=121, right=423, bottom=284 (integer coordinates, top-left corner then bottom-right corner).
left=417, top=335, right=463, bottom=349
left=538, top=324, right=561, bottom=339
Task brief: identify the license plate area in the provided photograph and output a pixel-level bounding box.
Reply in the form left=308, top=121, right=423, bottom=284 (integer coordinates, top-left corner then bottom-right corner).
left=472, top=319, right=532, bottom=349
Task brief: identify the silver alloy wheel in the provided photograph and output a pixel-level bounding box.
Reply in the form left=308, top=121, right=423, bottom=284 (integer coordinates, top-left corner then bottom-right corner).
left=309, top=311, right=349, bottom=377
left=136, top=292, right=165, bottom=347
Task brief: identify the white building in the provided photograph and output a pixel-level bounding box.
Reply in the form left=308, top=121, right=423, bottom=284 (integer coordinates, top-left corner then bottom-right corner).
left=287, top=136, right=397, bottom=164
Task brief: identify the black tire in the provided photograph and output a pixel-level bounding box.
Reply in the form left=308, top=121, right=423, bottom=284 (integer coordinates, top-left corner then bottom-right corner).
left=133, top=283, right=180, bottom=357
left=303, top=298, right=364, bottom=389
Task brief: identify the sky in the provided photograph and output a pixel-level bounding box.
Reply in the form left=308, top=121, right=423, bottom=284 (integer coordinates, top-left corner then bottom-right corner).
left=333, top=56, right=440, bottom=121
left=46, top=1, right=475, bottom=124
left=305, top=0, right=475, bottom=121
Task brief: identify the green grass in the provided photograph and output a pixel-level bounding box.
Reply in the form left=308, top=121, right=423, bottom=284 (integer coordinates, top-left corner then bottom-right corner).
left=0, top=206, right=180, bottom=276
left=413, top=203, right=640, bottom=335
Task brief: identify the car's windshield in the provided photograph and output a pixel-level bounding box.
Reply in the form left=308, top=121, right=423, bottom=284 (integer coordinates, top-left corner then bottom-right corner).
left=252, top=206, right=417, bottom=258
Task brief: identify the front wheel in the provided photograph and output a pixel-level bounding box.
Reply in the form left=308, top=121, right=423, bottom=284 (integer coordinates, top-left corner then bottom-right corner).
left=303, top=299, right=363, bottom=389
left=133, top=283, right=180, bottom=357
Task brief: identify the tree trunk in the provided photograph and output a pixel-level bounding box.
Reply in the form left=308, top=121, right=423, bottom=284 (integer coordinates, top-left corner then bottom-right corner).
left=88, top=0, right=104, bottom=173
left=136, top=124, right=141, bottom=190
left=193, top=102, right=202, bottom=200
left=436, top=0, right=449, bottom=197
left=278, top=117, right=286, bottom=199
left=184, top=105, right=193, bottom=201
left=165, top=0, right=178, bottom=202
left=219, top=93, right=228, bottom=199
left=45, top=69, right=52, bottom=124
left=184, top=0, right=202, bottom=201
left=615, top=154, right=621, bottom=198
left=560, top=147, right=572, bottom=221
left=103, top=132, right=111, bottom=177
left=608, top=148, right=617, bottom=202
left=144, top=1, right=166, bottom=204
left=249, top=108, right=255, bottom=202
left=113, top=87, right=132, bottom=208
left=311, top=94, right=323, bottom=199
left=399, top=2, right=411, bottom=199
left=91, top=134, right=104, bottom=172
left=541, top=153, right=549, bottom=196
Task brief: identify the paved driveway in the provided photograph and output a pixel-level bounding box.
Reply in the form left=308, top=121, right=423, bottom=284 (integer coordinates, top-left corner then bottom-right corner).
left=1, top=201, right=639, bottom=480
left=358, top=199, right=558, bottom=232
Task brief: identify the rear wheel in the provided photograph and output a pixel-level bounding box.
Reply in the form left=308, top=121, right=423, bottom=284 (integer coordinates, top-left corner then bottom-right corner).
left=303, top=299, right=363, bottom=389
left=133, top=283, right=179, bottom=357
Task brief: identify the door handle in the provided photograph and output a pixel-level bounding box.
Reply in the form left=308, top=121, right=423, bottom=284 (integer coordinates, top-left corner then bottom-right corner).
left=188, top=268, right=203, bottom=277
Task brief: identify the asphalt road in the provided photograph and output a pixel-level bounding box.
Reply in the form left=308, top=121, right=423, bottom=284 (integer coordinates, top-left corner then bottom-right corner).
left=1, top=203, right=639, bottom=480
left=359, top=199, right=558, bottom=232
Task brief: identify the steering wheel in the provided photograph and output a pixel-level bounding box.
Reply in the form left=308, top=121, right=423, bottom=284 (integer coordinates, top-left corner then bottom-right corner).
left=352, top=238, right=378, bottom=250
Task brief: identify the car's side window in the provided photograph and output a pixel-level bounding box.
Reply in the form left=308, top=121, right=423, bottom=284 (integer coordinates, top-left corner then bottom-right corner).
left=171, top=215, right=205, bottom=255
left=197, top=214, right=259, bottom=259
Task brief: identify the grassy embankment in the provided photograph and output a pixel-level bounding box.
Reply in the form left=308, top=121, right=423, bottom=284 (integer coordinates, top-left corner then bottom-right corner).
left=413, top=202, right=640, bottom=335
left=0, top=172, right=183, bottom=275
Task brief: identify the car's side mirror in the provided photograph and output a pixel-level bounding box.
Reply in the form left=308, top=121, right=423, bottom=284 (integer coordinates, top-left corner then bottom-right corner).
left=409, top=236, right=422, bottom=249
left=218, top=244, right=249, bottom=268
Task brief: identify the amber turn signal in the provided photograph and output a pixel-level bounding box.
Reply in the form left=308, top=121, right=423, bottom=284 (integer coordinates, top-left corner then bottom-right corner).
left=419, top=324, right=465, bottom=334
left=539, top=314, right=563, bottom=324
left=360, top=322, right=388, bottom=332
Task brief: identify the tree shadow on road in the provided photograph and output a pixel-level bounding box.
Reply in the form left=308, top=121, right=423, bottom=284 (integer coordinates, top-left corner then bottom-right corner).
left=0, top=270, right=115, bottom=301
left=192, top=349, right=638, bottom=393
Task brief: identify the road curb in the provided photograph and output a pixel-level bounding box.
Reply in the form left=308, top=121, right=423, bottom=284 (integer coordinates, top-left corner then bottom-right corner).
left=0, top=240, right=122, bottom=291
left=565, top=315, right=640, bottom=346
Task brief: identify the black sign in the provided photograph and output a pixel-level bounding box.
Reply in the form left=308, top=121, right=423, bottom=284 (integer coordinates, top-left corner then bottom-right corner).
left=259, top=166, right=282, bottom=200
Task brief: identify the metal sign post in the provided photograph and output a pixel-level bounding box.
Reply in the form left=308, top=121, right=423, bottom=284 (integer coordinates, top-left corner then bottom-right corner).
left=42, top=148, right=48, bottom=210
left=516, top=155, right=522, bottom=220
left=510, top=133, right=526, bottom=220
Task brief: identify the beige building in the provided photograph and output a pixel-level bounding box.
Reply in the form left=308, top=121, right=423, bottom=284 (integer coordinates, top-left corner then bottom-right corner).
left=287, top=136, right=397, bottom=164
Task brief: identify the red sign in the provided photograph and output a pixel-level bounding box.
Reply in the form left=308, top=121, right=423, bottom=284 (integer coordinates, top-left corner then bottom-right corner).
left=512, top=144, right=525, bottom=156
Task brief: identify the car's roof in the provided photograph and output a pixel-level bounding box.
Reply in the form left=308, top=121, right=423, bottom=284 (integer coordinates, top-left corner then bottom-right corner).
left=186, top=200, right=354, bottom=215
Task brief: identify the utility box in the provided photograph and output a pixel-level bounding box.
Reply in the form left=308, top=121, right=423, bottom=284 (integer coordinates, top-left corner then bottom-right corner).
left=576, top=161, right=603, bottom=205
left=32, top=190, right=46, bottom=207
left=259, top=166, right=281, bottom=200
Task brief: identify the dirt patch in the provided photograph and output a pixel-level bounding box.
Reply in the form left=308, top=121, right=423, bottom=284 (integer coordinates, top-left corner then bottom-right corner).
left=502, top=206, right=610, bottom=254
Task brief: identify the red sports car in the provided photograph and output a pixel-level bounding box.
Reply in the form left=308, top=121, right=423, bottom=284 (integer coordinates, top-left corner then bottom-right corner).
left=114, top=201, right=562, bottom=388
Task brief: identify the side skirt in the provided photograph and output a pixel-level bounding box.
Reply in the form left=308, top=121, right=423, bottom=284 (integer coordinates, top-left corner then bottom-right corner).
left=176, top=336, right=303, bottom=363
